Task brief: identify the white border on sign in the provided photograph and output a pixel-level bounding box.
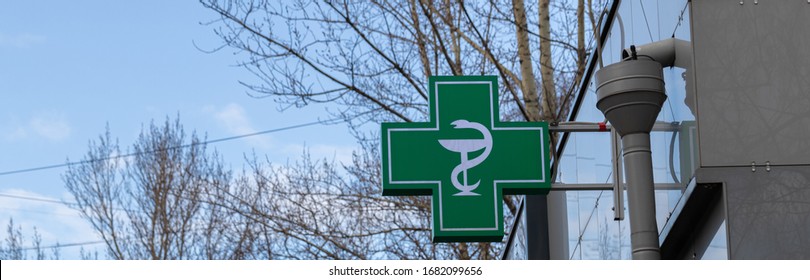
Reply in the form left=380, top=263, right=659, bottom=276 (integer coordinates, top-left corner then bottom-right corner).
left=386, top=80, right=547, bottom=233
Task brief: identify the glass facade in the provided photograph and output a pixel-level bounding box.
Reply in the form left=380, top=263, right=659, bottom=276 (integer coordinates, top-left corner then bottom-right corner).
left=503, top=204, right=529, bottom=260
left=503, top=0, right=703, bottom=260
left=701, top=221, right=728, bottom=260
left=564, top=0, right=694, bottom=260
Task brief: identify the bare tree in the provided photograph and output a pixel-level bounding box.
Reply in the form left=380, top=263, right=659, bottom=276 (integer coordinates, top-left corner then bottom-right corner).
left=207, top=136, right=505, bottom=259
left=63, top=117, right=259, bottom=259
left=198, top=0, right=607, bottom=259
left=0, top=218, right=53, bottom=260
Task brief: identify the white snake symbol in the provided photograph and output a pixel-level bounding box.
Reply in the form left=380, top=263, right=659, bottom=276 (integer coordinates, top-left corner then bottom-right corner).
left=438, top=120, right=493, bottom=196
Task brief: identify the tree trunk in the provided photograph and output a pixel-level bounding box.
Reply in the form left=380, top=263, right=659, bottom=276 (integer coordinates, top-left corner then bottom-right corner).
left=539, top=0, right=557, bottom=122
left=409, top=0, right=432, bottom=78
left=575, top=0, right=586, bottom=97
left=512, top=0, right=541, bottom=121
left=445, top=0, right=463, bottom=75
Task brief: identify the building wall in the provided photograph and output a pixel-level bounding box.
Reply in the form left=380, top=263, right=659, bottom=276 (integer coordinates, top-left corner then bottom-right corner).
left=688, top=0, right=810, bottom=259
left=696, top=167, right=810, bottom=259
left=692, top=0, right=810, bottom=168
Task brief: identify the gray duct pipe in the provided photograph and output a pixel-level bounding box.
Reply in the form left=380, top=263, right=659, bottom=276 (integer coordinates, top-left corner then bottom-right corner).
left=595, top=59, right=666, bottom=260
left=624, top=38, right=695, bottom=115
left=621, top=133, right=661, bottom=260
left=621, top=38, right=692, bottom=69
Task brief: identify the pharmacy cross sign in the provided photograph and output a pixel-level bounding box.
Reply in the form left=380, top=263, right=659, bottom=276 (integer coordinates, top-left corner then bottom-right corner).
left=381, top=76, right=550, bottom=242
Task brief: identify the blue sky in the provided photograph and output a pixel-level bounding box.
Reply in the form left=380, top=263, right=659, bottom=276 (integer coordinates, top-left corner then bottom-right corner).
left=1, top=1, right=356, bottom=258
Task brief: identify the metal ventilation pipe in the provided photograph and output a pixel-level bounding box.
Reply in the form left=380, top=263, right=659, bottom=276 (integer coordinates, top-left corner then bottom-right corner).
left=595, top=58, right=666, bottom=260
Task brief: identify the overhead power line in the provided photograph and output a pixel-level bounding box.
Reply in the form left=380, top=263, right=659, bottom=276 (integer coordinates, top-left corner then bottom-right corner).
left=0, top=118, right=343, bottom=177
left=0, top=193, right=78, bottom=206
left=0, top=239, right=108, bottom=253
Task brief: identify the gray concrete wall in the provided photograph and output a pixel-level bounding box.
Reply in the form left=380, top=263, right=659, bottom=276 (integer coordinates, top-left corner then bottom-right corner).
left=696, top=167, right=810, bottom=259
left=689, top=0, right=810, bottom=259
left=692, top=0, right=810, bottom=167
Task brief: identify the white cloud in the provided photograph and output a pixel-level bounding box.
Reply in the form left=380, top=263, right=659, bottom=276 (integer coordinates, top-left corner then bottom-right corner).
left=214, top=103, right=254, bottom=135
left=0, top=188, right=98, bottom=259
left=29, top=115, right=71, bottom=141
left=2, top=113, right=71, bottom=142
left=211, top=103, right=272, bottom=149
left=0, top=33, right=46, bottom=48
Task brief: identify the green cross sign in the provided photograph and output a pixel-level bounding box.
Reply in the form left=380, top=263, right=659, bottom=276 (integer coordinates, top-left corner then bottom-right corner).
left=381, top=76, right=550, bottom=242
